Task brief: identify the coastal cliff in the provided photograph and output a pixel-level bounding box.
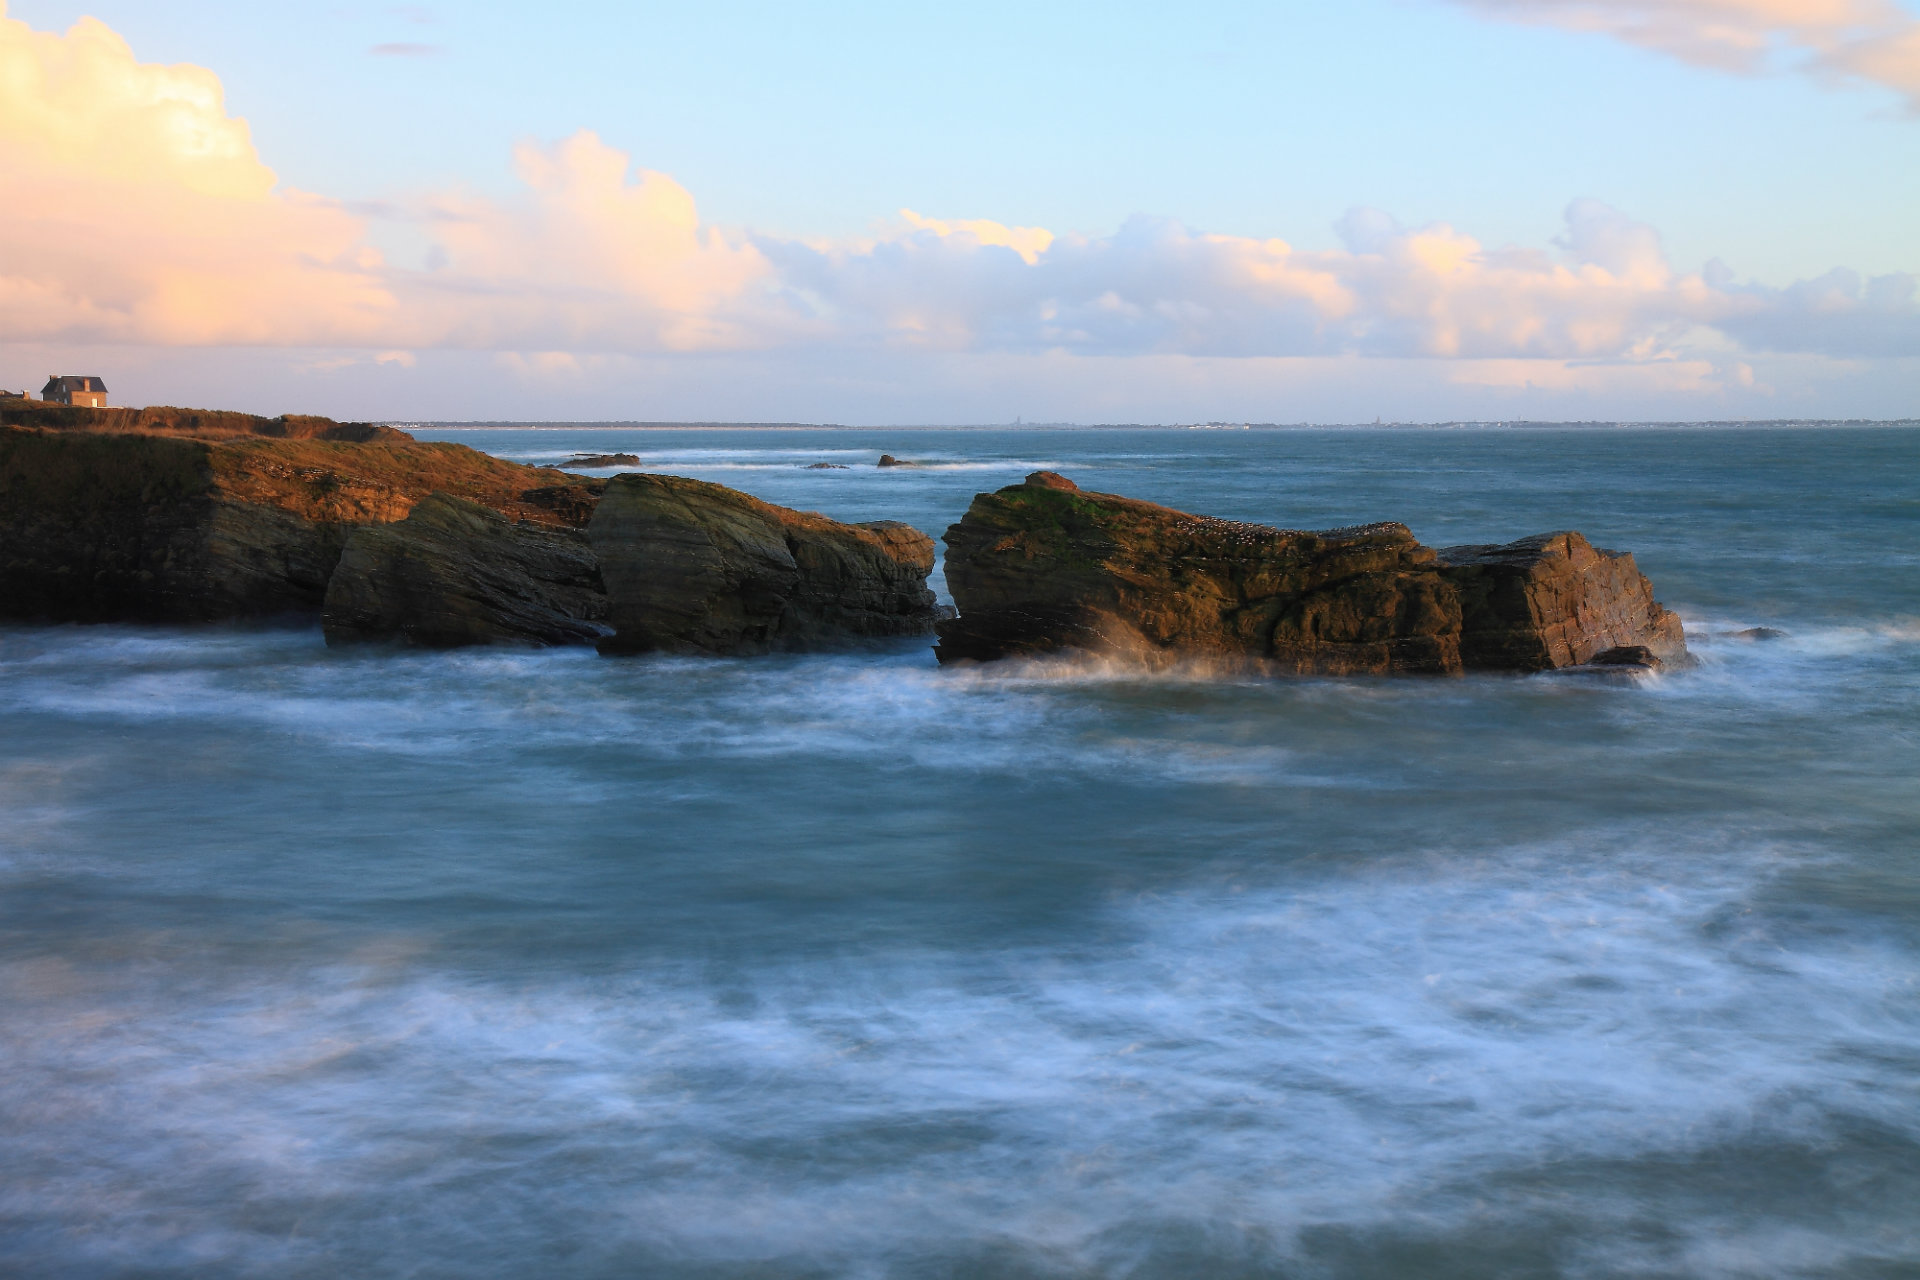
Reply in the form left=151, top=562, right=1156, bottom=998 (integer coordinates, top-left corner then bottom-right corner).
left=0, top=426, right=600, bottom=622
left=590, top=472, right=939, bottom=654
left=936, top=472, right=1687, bottom=674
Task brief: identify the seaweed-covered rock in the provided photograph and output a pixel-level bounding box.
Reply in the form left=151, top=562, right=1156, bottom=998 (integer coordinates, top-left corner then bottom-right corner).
left=935, top=471, right=1688, bottom=675
left=589, top=472, right=938, bottom=655
left=323, top=494, right=609, bottom=648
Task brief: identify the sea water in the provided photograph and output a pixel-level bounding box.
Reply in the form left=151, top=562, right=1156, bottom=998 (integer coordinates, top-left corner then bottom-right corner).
left=1, top=427, right=1916, bottom=1278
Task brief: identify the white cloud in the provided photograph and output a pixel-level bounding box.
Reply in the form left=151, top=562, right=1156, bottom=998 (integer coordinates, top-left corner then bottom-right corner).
left=766, top=198, right=1915, bottom=364
left=1451, top=0, right=1920, bottom=110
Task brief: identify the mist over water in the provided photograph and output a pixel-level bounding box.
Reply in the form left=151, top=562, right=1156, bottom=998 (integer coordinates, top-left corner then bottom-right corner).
left=3, top=428, right=1917, bottom=1277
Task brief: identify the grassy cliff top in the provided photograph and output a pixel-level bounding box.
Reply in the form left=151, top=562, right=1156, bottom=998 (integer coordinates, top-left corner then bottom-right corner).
left=0, top=400, right=411, bottom=443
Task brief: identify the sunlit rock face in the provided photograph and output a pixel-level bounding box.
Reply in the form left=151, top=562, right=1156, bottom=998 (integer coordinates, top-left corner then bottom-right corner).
left=590, top=472, right=939, bottom=656
left=936, top=471, right=1687, bottom=674
left=323, top=493, right=610, bottom=648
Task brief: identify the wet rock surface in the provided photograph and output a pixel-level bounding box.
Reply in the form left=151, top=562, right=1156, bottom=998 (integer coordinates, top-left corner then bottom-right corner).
left=589, top=472, right=939, bottom=655
left=936, top=471, right=1688, bottom=674
left=323, top=494, right=609, bottom=648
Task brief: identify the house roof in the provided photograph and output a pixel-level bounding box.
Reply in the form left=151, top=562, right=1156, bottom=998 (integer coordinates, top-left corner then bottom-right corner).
left=43, top=375, right=108, bottom=393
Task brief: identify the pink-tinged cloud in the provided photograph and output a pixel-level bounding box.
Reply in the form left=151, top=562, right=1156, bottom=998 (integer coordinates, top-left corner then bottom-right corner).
left=0, top=6, right=1912, bottom=372
left=400, top=131, right=784, bottom=352
left=0, top=7, right=397, bottom=345
left=1451, top=0, right=1920, bottom=110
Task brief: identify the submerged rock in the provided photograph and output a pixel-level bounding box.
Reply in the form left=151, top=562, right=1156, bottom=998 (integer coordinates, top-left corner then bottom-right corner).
left=589, top=472, right=939, bottom=655
left=803, top=462, right=851, bottom=470
left=935, top=471, right=1688, bottom=675
left=1545, top=645, right=1668, bottom=679
left=323, top=493, right=609, bottom=648
left=0, top=425, right=600, bottom=622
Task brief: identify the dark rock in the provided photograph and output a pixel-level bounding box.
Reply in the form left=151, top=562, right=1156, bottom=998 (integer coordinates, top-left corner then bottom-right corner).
left=1546, top=645, right=1666, bottom=679
left=323, top=493, right=609, bottom=647
left=804, top=462, right=851, bottom=470
left=589, top=472, right=938, bottom=655
left=1730, top=626, right=1788, bottom=642
left=0, top=426, right=600, bottom=623
left=935, top=472, right=1688, bottom=675
left=518, top=480, right=607, bottom=527
left=565, top=453, right=641, bottom=468
left=876, top=455, right=917, bottom=468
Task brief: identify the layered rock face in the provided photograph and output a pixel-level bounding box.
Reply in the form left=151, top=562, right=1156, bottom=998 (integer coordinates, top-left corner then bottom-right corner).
left=1439, top=533, right=1688, bottom=670
left=590, top=472, right=939, bottom=654
left=936, top=472, right=1687, bottom=674
left=0, top=427, right=600, bottom=622
left=323, top=494, right=610, bottom=648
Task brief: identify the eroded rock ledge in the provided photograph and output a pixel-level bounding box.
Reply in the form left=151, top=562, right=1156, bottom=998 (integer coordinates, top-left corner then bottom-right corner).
left=935, top=472, right=1687, bottom=674
left=589, top=473, right=939, bottom=655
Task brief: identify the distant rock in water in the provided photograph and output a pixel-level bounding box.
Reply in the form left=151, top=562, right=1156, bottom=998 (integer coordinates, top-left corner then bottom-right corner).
left=324, top=494, right=609, bottom=648
left=1730, top=626, right=1788, bottom=642
left=0, top=425, right=600, bottom=623
left=590, top=472, right=939, bottom=655
left=935, top=471, right=1688, bottom=674
left=804, top=462, right=850, bottom=470
left=565, top=453, right=641, bottom=468
left=876, top=455, right=917, bottom=468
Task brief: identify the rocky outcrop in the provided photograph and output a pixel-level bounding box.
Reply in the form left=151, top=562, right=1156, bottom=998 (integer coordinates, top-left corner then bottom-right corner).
left=323, top=494, right=609, bottom=647
left=1438, top=533, right=1688, bottom=670
left=0, top=426, right=601, bottom=622
left=935, top=471, right=1688, bottom=675
left=589, top=472, right=939, bottom=655
left=562, top=453, right=640, bottom=468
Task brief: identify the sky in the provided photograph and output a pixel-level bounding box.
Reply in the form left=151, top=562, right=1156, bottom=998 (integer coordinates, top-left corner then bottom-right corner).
left=1, top=0, right=1916, bottom=422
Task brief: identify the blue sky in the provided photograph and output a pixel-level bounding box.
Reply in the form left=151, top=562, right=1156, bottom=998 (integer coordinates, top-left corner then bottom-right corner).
left=2, top=0, right=1916, bottom=420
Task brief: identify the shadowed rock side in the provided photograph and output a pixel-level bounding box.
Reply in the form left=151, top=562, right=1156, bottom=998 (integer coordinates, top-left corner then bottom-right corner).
left=0, top=426, right=602, bottom=622
left=590, top=472, right=939, bottom=655
left=936, top=472, right=1688, bottom=674
left=323, top=494, right=610, bottom=648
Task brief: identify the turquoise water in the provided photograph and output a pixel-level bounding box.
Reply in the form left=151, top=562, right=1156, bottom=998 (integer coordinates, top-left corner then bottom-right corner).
left=2, top=427, right=1916, bottom=1277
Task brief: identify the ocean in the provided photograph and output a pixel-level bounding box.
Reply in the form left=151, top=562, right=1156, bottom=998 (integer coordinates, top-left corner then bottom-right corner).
left=2, top=426, right=1916, bottom=1277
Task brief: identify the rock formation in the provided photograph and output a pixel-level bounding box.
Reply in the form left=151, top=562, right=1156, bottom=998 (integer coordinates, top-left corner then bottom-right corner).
left=563, top=453, right=641, bottom=468
left=323, top=494, right=610, bottom=647
left=0, top=426, right=601, bottom=623
left=1437, top=532, right=1688, bottom=671
left=935, top=471, right=1687, bottom=675
left=589, top=472, right=939, bottom=655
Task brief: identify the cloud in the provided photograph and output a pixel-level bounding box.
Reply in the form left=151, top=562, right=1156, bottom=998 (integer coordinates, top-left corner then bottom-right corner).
left=0, top=4, right=1911, bottom=382
left=0, top=5, right=395, bottom=345
left=368, top=42, right=442, bottom=57
left=1451, top=0, right=1920, bottom=110
left=769, top=197, right=1915, bottom=364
